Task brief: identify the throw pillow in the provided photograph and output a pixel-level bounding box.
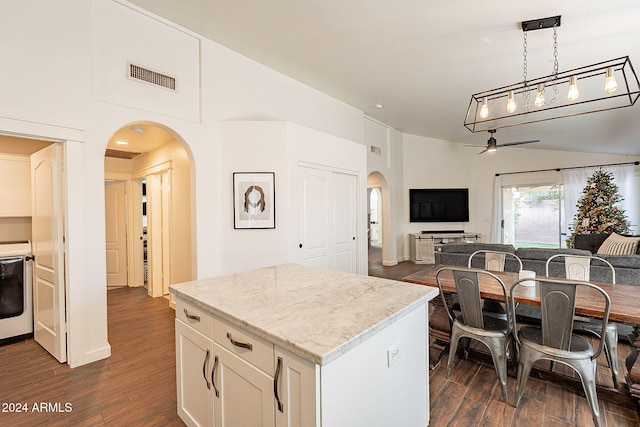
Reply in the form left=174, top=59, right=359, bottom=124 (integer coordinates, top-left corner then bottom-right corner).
left=596, top=232, right=640, bottom=255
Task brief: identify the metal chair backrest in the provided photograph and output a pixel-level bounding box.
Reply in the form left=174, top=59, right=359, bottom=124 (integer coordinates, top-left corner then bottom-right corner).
left=545, top=254, right=616, bottom=284
left=469, top=250, right=523, bottom=272
left=436, top=267, right=511, bottom=330
left=511, top=277, right=611, bottom=359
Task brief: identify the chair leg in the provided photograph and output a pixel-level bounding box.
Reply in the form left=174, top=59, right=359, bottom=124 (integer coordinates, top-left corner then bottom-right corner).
left=487, top=337, right=509, bottom=402
left=447, top=327, right=463, bottom=378
left=461, top=337, right=471, bottom=360
left=604, top=325, right=620, bottom=389
left=514, top=347, right=536, bottom=408
left=568, top=358, right=602, bottom=427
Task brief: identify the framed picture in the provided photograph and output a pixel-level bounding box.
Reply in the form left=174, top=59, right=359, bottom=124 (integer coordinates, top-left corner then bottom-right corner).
left=233, top=172, right=275, bottom=229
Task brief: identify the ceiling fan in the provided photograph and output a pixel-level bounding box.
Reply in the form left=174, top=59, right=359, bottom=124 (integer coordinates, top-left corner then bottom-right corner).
left=475, top=129, right=540, bottom=154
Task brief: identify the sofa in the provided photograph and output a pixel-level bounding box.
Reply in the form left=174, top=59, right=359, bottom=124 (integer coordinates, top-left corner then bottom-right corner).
left=434, top=241, right=640, bottom=286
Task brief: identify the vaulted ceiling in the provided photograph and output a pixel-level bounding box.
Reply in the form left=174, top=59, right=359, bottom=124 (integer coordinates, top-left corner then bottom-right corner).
left=128, top=0, right=640, bottom=156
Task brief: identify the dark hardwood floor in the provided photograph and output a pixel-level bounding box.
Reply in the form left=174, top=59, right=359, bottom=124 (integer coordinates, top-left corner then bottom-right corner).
left=0, top=286, right=184, bottom=426
left=0, top=251, right=638, bottom=426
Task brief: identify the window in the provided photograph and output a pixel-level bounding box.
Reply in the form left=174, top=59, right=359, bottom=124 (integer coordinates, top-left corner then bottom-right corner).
left=501, top=184, right=565, bottom=248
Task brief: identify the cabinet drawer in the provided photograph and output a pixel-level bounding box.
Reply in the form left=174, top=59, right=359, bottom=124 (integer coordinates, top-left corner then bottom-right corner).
left=214, top=317, right=273, bottom=374
left=176, top=298, right=213, bottom=337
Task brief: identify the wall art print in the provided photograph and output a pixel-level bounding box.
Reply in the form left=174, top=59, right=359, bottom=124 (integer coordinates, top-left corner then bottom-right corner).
left=233, top=172, right=275, bottom=229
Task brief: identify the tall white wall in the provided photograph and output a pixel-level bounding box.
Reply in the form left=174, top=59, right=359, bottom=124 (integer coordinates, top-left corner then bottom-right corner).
left=396, top=133, right=640, bottom=261
left=0, top=0, right=365, bottom=367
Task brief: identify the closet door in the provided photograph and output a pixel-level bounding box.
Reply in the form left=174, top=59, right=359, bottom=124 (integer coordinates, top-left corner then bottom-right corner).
left=31, top=144, right=66, bottom=363
left=298, top=166, right=357, bottom=273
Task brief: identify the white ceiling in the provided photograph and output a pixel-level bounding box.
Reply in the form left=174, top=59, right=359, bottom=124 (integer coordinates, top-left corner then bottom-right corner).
left=127, top=0, right=640, bottom=156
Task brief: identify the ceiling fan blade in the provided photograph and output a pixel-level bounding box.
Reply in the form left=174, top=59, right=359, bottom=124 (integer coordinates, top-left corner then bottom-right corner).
left=497, top=139, right=540, bottom=148
left=477, top=148, right=488, bottom=155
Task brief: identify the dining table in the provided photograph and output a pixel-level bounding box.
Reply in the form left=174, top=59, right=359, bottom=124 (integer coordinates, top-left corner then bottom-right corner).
left=402, top=264, right=640, bottom=405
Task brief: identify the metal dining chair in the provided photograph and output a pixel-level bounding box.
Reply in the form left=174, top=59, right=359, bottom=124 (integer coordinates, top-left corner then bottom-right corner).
left=545, top=253, right=620, bottom=388
left=468, top=250, right=523, bottom=316
left=436, top=266, right=514, bottom=402
left=468, top=250, right=523, bottom=272
left=510, top=277, right=610, bottom=427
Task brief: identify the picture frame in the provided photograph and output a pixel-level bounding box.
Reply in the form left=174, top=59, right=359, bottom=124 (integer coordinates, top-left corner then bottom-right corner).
left=233, top=172, right=275, bottom=229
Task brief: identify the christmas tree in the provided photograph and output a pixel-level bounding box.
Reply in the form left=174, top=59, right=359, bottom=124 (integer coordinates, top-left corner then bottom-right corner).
left=566, top=168, right=630, bottom=247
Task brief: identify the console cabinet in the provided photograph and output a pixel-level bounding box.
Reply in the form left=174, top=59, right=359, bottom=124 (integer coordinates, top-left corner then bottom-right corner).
left=410, top=232, right=481, bottom=264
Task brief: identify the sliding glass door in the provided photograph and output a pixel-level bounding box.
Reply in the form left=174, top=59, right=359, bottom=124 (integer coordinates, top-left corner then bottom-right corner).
left=501, top=184, right=565, bottom=248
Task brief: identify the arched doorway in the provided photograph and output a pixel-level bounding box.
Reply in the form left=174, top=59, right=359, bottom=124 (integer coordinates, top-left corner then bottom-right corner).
left=104, top=122, right=195, bottom=300
left=367, top=171, right=395, bottom=267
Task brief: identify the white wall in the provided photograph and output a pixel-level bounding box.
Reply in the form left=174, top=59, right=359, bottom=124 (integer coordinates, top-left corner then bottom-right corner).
left=0, top=0, right=366, bottom=367
left=396, top=133, right=640, bottom=261
left=220, top=121, right=368, bottom=274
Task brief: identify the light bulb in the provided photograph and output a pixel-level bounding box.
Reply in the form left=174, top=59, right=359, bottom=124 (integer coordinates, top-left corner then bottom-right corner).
left=506, top=90, right=517, bottom=113
left=604, top=67, right=618, bottom=94
left=567, top=76, right=580, bottom=101
left=479, top=97, right=489, bottom=119
left=534, top=84, right=545, bottom=107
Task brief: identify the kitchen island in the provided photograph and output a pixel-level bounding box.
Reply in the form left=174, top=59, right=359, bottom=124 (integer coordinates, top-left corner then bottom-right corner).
left=170, top=263, right=439, bottom=427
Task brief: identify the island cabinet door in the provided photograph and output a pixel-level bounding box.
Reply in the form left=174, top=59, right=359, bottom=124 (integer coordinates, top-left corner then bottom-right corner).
left=175, top=319, right=214, bottom=427
left=274, top=347, right=319, bottom=427
left=213, top=343, right=275, bottom=427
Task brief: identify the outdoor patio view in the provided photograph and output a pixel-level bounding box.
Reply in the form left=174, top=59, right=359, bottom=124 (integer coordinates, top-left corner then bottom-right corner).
left=502, top=184, right=566, bottom=248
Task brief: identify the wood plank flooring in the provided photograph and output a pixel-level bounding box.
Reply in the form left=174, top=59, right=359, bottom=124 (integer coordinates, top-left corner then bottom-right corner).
left=0, top=250, right=638, bottom=426
left=0, top=286, right=184, bottom=426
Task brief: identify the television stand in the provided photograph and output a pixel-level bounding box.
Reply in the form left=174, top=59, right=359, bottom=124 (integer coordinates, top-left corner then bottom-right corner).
left=409, top=231, right=481, bottom=264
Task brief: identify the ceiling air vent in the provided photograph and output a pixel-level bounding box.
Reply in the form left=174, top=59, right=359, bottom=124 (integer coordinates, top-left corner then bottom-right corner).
left=127, top=62, right=176, bottom=91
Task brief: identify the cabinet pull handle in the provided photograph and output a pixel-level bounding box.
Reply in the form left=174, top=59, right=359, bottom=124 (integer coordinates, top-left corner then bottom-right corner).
left=184, top=308, right=201, bottom=322
left=211, top=355, right=220, bottom=397
left=226, top=332, right=253, bottom=351
left=202, top=349, right=211, bottom=390
left=274, top=356, right=284, bottom=412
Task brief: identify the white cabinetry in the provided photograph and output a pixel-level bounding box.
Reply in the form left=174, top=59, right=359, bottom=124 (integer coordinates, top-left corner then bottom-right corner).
left=214, top=344, right=275, bottom=427
left=176, top=300, right=316, bottom=427
left=0, top=154, right=31, bottom=217
left=175, top=300, right=214, bottom=427
left=172, top=264, right=437, bottom=427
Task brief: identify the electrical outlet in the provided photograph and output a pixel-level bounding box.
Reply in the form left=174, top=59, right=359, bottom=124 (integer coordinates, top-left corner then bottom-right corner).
left=387, top=343, right=401, bottom=367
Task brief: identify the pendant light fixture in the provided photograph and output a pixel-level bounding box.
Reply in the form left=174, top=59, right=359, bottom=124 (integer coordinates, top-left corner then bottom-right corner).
left=506, top=91, right=517, bottom=113
left=604, top=67, right=619, bottom=94
left=464, top=15, right=640, bottom=133
left=479, top=97, right=489, bottom=118
left=567, top=76, right=580, bottom=101
left=534, top=84, right=546, bottom=107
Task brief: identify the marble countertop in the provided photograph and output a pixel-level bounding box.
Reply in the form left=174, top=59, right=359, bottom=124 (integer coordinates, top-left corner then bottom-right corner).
left=170, top=263, right=439, bottom=365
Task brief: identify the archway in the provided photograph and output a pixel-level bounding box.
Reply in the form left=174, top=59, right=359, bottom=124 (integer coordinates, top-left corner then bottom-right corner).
left=104, top=122, right=195, bottom=300
left=367, top=171, right=395, bottom=266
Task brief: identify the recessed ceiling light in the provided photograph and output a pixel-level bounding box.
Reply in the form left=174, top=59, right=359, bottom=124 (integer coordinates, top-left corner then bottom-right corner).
left=116, top=140, right=128, bottom=145
left=374, top=103, right=384, bottom=109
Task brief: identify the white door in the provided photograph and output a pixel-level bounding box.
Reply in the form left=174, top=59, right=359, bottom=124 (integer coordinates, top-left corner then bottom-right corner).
left=147, top=171, right=172, bottom=297
left=298, top=167, right=357, bottom=273
left=31, top=144, right=66, bottom=363
left=332, top=172, right=357, bottom=273
left=299, top=167, right=331, bottom=269
left=105, top=181, right=128, bottom=287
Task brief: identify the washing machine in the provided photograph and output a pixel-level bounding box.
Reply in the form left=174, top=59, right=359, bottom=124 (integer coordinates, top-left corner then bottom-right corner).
left=0, top=241, right=33, bottom=342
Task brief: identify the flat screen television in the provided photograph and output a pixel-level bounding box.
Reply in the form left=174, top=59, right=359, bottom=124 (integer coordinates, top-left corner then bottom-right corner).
left=409, top=188, right=469, bottom=222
